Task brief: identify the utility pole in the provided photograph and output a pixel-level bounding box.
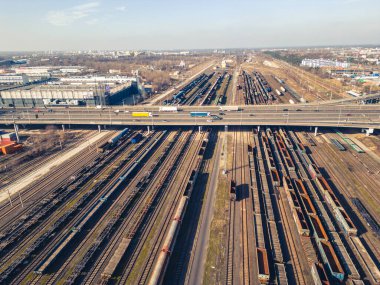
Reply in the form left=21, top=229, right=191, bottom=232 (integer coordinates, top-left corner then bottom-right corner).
left=12, top=115, right=20, bottom=143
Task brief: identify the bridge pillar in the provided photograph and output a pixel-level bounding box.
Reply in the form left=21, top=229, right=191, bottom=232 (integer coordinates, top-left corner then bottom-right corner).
left=98, top=125, right=101, bottom=133
left=365, top=128, right=374, bottom=136
left=147, top=125, right=150, bottom=134
left=224, top=125, right=228, bottom=132
left=199, top=126, right=202, bottom=133
left=13, top=123, right=20, bottom=143
left=62, top=124, right=65, bottom=132
left=257, top=126, right=260, bottom=132
left=314, top=127, right=318, bottom=137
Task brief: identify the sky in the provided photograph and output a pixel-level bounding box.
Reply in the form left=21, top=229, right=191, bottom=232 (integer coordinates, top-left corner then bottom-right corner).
left=0, top=0, right=379, bottom=51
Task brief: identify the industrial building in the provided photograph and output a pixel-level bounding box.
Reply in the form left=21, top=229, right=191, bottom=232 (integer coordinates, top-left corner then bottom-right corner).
left=0, top=76, right=139, bottom=107
left=0, top=74, right=30, bottom=85
left=301, top=58, right=350, bottom=68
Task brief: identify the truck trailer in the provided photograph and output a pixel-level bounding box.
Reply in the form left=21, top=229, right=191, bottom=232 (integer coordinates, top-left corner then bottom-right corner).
left=159, top=106, right=178, bottom=112
left=131, top=112, right=152, bottom=117
left=219, top=106, right=240, bottom=111
left=190, top=112, right=210, bottom=117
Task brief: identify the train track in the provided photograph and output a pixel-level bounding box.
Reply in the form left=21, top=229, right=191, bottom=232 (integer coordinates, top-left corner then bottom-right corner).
left=263, top=130, right=306, bottom=285
left=37, top=131, right=164, bottom=284
left=80, top=131, right=183, bottom=284
left=1, top=131, right=153, bottom=284
left=239, top=131, right=251, bottom=284
left=0, top=132, right=110, bottom=224
left=133, top=130, right=206, bottom=285
left=0, top=131, right=94, bottom=188
left=114, top=131, right=192, bottom=284
left=0, top=145, right=101, bottom=271
left=306, top=133, right=380, bottom=261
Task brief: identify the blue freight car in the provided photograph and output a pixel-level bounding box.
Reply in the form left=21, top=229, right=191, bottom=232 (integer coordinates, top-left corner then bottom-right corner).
left=108, top=128, right=129, bottom=145
left=173, top=91, right=185, bottom=100
left=131, top=133, right=143, bottom=144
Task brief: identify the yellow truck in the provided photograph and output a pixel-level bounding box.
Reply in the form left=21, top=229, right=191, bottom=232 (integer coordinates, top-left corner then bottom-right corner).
left=131, top=112, right=152, bottom=117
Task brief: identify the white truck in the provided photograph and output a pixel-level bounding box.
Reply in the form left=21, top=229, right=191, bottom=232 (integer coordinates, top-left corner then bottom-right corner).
left=219, top=106, right=240, bottom=111
left=159, top=106, right=178, bottom=112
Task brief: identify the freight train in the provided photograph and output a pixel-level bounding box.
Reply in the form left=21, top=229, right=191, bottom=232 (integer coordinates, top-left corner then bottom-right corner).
left=147, top=130, right=210, bottom=285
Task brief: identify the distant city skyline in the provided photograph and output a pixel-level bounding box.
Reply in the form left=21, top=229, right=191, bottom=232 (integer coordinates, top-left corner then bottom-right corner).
left=1, top=0, right=380, bottom=51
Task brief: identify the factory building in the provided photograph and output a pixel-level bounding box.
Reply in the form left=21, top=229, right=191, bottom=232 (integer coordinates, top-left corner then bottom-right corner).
left=59, top=75, right=136, bottom=84
left=0, top=74, right=30, bottom=85
left=301, top=58, right=350, bottom=68
left=0, top=77, right=138, bottom=107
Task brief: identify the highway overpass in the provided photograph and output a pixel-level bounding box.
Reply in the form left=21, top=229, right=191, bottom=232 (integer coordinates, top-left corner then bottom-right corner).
left=0, top=104, right=379, bottom=129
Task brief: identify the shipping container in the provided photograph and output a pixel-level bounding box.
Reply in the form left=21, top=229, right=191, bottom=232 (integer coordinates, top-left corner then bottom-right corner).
left=280, top=86, right=286, bottom=92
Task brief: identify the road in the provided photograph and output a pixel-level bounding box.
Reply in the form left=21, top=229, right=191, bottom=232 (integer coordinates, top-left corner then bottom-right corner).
left=187, top=131, right=222, bottom=285
left=1, top=104, right=379, bottom=129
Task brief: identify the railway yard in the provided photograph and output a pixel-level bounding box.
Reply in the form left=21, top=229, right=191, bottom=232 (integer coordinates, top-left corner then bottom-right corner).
left=0, top=61, right=380, bottom=285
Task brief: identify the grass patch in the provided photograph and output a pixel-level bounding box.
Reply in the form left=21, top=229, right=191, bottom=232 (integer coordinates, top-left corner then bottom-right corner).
left=203, top=133, right=232, bottom=285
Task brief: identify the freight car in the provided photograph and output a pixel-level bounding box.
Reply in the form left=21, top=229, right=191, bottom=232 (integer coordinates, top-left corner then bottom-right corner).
left=317, top=240, right=345, bottom=281
left=131, top=133, right=143, bottom=144
left=257, top=248, right=270, bottom=283
left=148, top=197, right=188, bottom=285
left=97, top=141, right=109, bottom=153
left=230, top=180, right=236, bottom=201
left=351, top=198, right=380, bottom=237
left=311, top=262, right=330, bottom=285
left=335, top=131, right=364, bottom=153
left=173, top=91, right=185, bottom=100
left=330, top=139, right=346, bottom=151
left=108, top=128, right=129, bottom=145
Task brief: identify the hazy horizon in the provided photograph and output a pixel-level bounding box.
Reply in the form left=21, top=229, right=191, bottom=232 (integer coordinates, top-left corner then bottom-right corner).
left=1, top=0, right=380, bottom=51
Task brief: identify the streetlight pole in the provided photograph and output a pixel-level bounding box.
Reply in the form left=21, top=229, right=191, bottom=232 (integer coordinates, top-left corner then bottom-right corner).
left=338, top=108, right=342, bottom=126
left=287, top=110, right=290, bottom=125
left=68, top=109, right=71, bottom=129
